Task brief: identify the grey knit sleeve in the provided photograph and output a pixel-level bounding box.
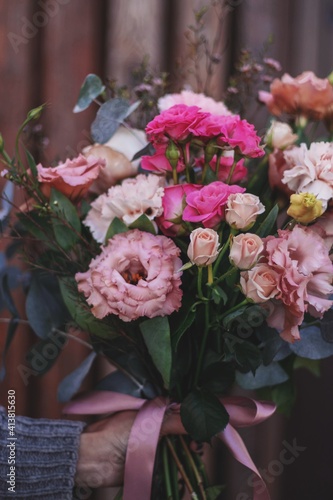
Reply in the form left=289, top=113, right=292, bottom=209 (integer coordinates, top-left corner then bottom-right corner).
left=0, top=406, right=86, bottom=499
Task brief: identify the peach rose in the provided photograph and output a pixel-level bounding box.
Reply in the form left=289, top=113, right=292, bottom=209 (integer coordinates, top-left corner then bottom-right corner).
left=36, top=154, right=104, bottom=202
left=240, top=264, right=280, bottom=303
left=229, top=233, right=264, bottom=270
left=225, top=193, right=265, bottom=230
left=187, top=228, right=220, bottom=266
left=259, top=71, right=333, bottom=120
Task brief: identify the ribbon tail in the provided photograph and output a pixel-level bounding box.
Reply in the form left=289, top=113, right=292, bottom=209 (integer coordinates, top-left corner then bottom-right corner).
left=123, top=397, right=168, bottom=500
left=219, top=424, right=271, bottom=500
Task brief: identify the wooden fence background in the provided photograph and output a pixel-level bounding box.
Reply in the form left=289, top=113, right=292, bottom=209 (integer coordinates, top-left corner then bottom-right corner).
left=1, top=0, right=333, bottom=499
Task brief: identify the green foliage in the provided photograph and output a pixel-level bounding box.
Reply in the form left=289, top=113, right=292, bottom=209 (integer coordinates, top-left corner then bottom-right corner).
left=73, top=74, right=105, bottom=113
left=105, top=217, right=128, bottom=241
left=50, top=188, right=81, bottom=250
left=91, top=98, right=132, bottom=144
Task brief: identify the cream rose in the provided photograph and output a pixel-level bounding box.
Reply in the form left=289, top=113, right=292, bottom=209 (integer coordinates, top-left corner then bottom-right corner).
left=187, top=228, right=220, bottom=266
left=229, top=233, right=264, bottom=270
left=265, top=121, right=298, bottom=150
left=225, top=193, right=265, bottom=230
left=240, top=264, right=280, bottom=303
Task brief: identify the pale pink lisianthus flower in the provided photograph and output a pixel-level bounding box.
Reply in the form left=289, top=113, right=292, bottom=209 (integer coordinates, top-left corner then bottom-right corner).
left=158, top=90, right=233, bottom=116
left=182, top=181, right=245, bottom=229
left=258, top=71, right=333, bottom=120
left=75, top=229, right=183, bottom=321
left=282, top=142, right=333, bottom=209
left=84, top=174, right=165, bottom=243
left=37, top=154, right=104, bottom=202
left=309, top=208, right=333, bottom=252
left=263, top=226, right=333, bottom=342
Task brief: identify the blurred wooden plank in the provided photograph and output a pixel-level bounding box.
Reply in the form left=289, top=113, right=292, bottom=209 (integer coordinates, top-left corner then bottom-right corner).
left=39, top=0, right=105, bottom=161
left=106, top=0, right=167, bottom=84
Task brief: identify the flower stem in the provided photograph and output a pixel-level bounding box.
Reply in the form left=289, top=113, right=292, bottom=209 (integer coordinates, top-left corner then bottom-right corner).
left=163, top=440, right=173, bottom=499
left=194, top=301, right=210, bottom=386
left=179, top=436, right=207, bottom=500
left=213, top=235, right=231, bottom=274
left=220, top=299, right=249, bottom=320
left=197, top=267, right=204, bottom=299
left=214, top=266, right=238, bottom=285
left=166, top=437, right=198, bottom=499
left=207, top=264, right=213, bottom=285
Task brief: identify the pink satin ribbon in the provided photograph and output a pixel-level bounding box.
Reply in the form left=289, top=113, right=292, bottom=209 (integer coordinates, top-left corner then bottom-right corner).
left=64, top=391, right=275, bottom=500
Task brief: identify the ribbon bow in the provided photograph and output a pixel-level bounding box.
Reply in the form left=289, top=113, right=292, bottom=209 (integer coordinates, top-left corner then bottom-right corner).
left=64, top=391, right=275, bottom=500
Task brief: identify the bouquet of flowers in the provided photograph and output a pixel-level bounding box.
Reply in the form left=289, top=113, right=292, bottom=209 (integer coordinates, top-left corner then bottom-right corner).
left=1, top=39, right=333, bottom=500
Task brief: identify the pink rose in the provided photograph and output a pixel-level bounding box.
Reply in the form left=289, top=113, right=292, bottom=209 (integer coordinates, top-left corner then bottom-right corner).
left=156, top=183, right=201, bottom=237
left=75, top=229, right=183, bottom=321
left=195, top=115, right=265, bottom=158
left=187, top=228, right=220, bottom=266
left=141, top=145, right=185, bottom=174
left=182, top=181, right=245, bottom=229
left=145, top=104, right=208, bottom=144
left=225, top=193, right=265, bottom=230
left=258, top=71, right=333, bottom=120
left=268, top=149, right=294, bottom=199
left=240, top=264, right=280, bottom=303
left=37, top=154, right=104, bottom=202
left=264, top=121, right=298, bottom=150
left=229, top=233, right=264, bottom=269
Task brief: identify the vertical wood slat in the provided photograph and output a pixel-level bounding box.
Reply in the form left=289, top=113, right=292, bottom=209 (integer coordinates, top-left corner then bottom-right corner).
left=106, top=0, right=167, bottom=85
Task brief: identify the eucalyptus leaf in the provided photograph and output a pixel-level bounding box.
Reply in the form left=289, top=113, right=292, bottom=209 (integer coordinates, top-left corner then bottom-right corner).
left=236, top=362, right=289, bottom=390
left=180, top=389, right=229, bottom=442
left=95, top=369, right=157, bottom=399
left=26, top=331, right=67, bottom=376
left=0, top=271, right=19, bottom=318
left=289, top=325, right=333, bottom=359
left=58, top=351, right=97, bottom=402
left=26, top=272, right=70, bottom=339
left=50, top=188, right=81, bottom=250
left=0, top=180, right=14, bottom=225
left=73, top=74, right=105, bottom=113
left=91, top=98, right=130, bottom=144
left=140, top=317, right=172, bottom=389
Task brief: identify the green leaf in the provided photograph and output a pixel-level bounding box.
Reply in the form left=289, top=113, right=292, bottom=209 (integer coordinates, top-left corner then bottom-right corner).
left=222, top=305, right=248, bottom=329
left=171, top=299, right=196, bottom=350
left=139, top=317, right=172, bottom=389
left=58, top=351, right=97, bottom=402
left=26, top=331, right=67, bottom=376
left=211, top=285, right=228, bottom=305
left=180, top=389, right=229, bottom=442
left=17, top=211, right=54, bottom=243
left=50, top=188, right=81, bottom=250
left=205, top=485, right=225, bottom=499
left=255, top=204, right=278, bottom=237
left=91, top=98, right=130, bottom=143
left=104, top=217, right=128, bottom=242
left=271, top=380, right=295, bottom=416
left=73, top=74, right=105, bottom=113
left=293, top=356, right=321, bottom=377
left=25, top=148, right=37, bottom=178
left=128, top=214, right=156, bottom=234
left=58, top=277, right=118, bottom=339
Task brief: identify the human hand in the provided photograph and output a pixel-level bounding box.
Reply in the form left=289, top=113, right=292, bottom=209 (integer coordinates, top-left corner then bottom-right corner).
left=75, top=409, right=185, bottom=488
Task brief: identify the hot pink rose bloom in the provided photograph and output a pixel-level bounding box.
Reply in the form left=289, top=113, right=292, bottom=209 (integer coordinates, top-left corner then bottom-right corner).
left=196, top=154, right=248, bottom=184
left=145, top=104, right=208, bottom=145
left=258, top=71, right=333, bottom=120
left=263, top=226, right=333, bottom=342
left=282, top=142, right=333, bottom=209
left=195, top=115, right=265, bottom=158
left=158, top=90, right=233, bottom=116
left=182, top=181, right=245, bottom=228
left=156, top=183, right=201, bottom=237
left=84, top=174, right=165, bottom=243
left=229, top=233, right=264, bottom=269
left=141, top=145, right=185, bottom=174
left=75, top=229, right=183, bottom=321
left=37, top=154, right=104, bottom=202
left=225, top=193, right=265, bottom=230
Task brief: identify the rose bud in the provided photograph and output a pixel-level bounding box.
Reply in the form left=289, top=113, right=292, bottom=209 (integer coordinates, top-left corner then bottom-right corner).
left=229, top=233, right=264, bottom=270
left=240, top=264, right=280, bottom=303
left=187, top=228, right=220, bottom=267
left=287, top=192, right=324, bottom=224
left=264, top=121, right=298, bottom=150
left=225, top=193, right=265, bottom=231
